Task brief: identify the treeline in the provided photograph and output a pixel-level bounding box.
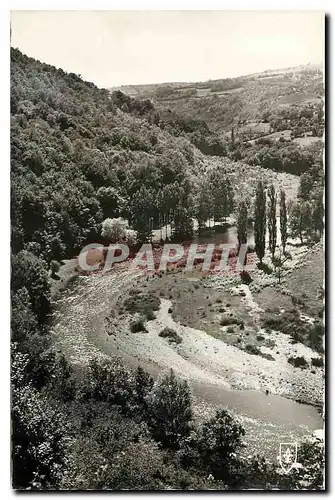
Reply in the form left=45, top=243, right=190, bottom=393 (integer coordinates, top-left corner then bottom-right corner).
left=12, top=344, right=324, bottom=490
left=11, top=48, right=199, bottom=261
left=231, top=138, right=323, bottom=176
left=262, top=101, right=324, bottom=138
left=237, top=164, right=323, bottom=268
left=139, top=67, right=323, bottom=135
left=110, top=90, right=228, bottom=156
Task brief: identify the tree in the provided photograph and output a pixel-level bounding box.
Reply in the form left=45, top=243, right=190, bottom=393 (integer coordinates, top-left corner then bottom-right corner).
left=231, top=127, right=235, bottom=149
left=311, top=189, right=324, bottom=240
left=272, top=248, right=292, bottom=284
left=193, top=183, right=211, bottom=231
left=12, top=349, right=70, bottom=489
left=101, top=217, right=127, bottom=242
left=208, top=168, right=234, bottom=225
left=180, top=408, right=245, bottom=486
left=279, top=189, right=288, bottom=253
left=237, top=201, right=248, bottom=253
left=289, top=201, right=312, bottom=244
left=97, top=186, right=122, bottom=219
left=11, top=250, right=51, bottom=323
left=254, top=181, right=266, bottom=263
left=267, top=184, right=277, bottom=258
left=148, top=369, right=193, bottom=450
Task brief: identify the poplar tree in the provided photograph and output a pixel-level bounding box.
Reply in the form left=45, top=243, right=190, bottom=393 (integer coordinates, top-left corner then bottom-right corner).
left=268, top=184, right=277, bottom=258
left=279, top=189, right=288, bottom=253
left=254, top=181, right=266, bottom=264
left=237, top=201, right=248, bottom=251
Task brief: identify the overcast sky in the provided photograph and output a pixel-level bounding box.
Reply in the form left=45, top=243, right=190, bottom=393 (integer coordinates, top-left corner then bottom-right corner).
left=10, top=10, right=324, bottom=88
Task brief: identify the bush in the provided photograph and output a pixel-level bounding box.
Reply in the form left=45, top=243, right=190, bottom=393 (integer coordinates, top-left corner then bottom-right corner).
left=240, top=270, right=252, bottom=284
left=262, top=312, right=323, bottom=351
left=311, top=357, right=324, bottom=368
left=130, top=316, right=147, bottom=333
left=245, top=344, right=261, bottom=356
left=307, top=322, right=324, bottom=353
left=220, top=316, right=243, bottom=327
left=257, top=262, right=273, bottom=275
left=256, top=335, right=265, bottom=341
left=287, top=356, right=309, bottom=369
left=124, top=292, right=160, bottom=320
left=227, top=326, right=235, bottom=334
left=159, top=327, right=182, bottom=344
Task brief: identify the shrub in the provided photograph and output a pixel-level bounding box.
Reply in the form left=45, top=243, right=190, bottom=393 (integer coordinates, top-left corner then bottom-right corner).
left=257, top=262, right=273, bottom=274
left=227, top=326, right=235, bottom=334
left=262, top=312, right=322, bottom=351
left=245, top=344, right=261, bottom=356
left=311, top=357, right=324, bottom=368
left=168, top=307, right=173, bottom=314
left=220, top=316, right=244, bottom=327
left=307, top=322, right=324, bottom=353
left=256, top=335, right=265, bottom=341
left=124, top=292, right=160, bottom=320
left=287, top=356, right=309, bottom=369
left=240, top=270, right=252, bottom=284
left=291, top=295, right=305, bottom=306
left=159, top=327, right=182, bottom=344
left=130, top=316, right=147, bottom=333
left=261, top=353, right=275, bottom=361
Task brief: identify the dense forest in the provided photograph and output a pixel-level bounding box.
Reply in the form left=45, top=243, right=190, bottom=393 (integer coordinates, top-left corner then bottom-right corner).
left=11, top=48, right=324, bottom=490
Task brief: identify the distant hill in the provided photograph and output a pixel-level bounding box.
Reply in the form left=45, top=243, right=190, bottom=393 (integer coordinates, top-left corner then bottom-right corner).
left=109, top=64, right=324, bottom=139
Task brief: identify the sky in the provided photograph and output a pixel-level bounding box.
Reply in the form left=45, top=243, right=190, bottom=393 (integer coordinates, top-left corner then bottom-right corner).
left=10, top=10, right=324, bottom=88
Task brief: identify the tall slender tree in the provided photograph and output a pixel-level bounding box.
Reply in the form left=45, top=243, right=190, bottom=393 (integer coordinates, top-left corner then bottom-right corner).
left=254, top=181, right=266, bottom=264
left=279, top=189, right=288, bottom=253
left=237, top=201, right=248, bottom=252
left=268, top=184, right=277, bottom=258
